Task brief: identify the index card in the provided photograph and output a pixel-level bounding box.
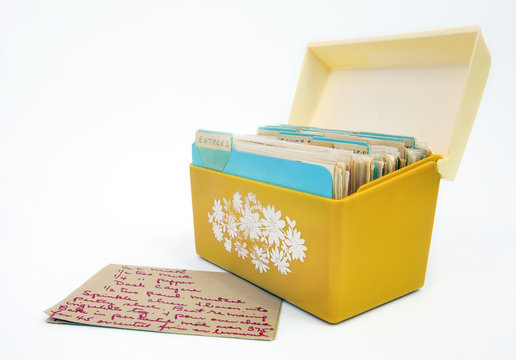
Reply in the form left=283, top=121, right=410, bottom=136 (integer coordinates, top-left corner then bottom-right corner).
left=45, top=264, right=281, bottom=340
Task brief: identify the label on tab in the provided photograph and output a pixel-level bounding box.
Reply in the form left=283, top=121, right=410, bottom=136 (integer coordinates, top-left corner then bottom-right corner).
left=196, top=130, right=232, bottom=152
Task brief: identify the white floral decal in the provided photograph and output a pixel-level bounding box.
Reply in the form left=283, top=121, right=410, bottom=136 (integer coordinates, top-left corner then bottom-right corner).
left=208, top=192, right=307, bottom=275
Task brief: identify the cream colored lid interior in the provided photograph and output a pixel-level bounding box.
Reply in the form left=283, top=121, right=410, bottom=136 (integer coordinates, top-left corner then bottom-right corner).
left=289, top=26, right=491, bottom=180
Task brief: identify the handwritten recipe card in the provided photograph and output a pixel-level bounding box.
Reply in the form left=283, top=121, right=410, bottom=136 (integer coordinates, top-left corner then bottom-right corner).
left=45, top=264, right=281, bottom=340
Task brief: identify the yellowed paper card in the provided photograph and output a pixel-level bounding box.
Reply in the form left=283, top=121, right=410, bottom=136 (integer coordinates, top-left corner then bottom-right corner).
left=45, top=264, right=281, bottom=340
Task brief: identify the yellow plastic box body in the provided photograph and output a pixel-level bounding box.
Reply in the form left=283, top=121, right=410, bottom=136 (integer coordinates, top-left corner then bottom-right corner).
left=190, top=26, right=490, bottom=323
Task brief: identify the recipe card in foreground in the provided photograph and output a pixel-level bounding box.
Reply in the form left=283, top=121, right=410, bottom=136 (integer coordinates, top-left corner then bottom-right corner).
left=45, top=264, right=281, bottom=340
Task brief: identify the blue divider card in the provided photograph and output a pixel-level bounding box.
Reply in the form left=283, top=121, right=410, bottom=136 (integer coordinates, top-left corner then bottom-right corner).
left=193, top=130, right=334, bottom=198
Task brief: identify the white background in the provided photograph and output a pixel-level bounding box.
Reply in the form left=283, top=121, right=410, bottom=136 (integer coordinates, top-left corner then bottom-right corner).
left=1, top=1, right=515, bottom=359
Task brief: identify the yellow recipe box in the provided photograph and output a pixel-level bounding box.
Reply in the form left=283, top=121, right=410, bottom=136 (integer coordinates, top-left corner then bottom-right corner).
left=190, top=26, right=490, bottom=323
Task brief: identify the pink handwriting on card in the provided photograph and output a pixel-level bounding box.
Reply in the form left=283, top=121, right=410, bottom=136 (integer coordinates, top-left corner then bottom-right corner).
left=45, top=265, right=281, bottom=340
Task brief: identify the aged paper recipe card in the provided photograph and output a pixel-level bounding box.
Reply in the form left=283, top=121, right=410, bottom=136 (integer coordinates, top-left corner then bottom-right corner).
left=45, top=264, right=281, bottom=340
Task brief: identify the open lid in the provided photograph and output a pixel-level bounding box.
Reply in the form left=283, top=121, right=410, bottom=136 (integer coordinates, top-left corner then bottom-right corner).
left=288, top=26, right=491, bottom=180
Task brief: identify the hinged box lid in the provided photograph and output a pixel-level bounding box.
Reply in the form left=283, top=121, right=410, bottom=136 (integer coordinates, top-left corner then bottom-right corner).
left=288, top=26, right=491, bottom=180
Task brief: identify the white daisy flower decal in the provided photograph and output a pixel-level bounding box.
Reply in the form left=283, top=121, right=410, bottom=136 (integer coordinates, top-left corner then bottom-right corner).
left=226, top=214, right=238, bottom=239
left=270, top=247, right=291, bottom=275
left=212, top=223, right=223, bottom=242
left=261, top=205, right=285, bottom=246
left=207, top=192, right=307, bottom=275
left=212, top=199, right=224, bottom=223
left=285, top=228, right=307, bottom=262
left=239, top=209, right=261, bottom=241
left=234, top=241, right=249, bottom=259
left=251, top=246, right=270, bottom=274
left=224, top=238, right=232, bottom=253
left=232, top=192, right=243, bottom=214
left=246, top=192, right=256, bottom=203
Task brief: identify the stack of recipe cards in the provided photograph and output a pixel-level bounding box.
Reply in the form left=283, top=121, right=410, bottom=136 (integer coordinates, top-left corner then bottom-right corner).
left=192, top=125, right=432, bottom=199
